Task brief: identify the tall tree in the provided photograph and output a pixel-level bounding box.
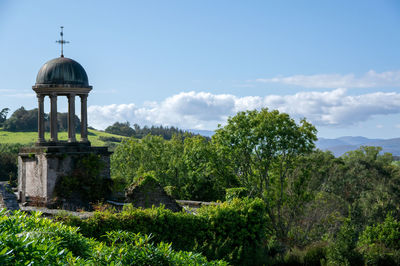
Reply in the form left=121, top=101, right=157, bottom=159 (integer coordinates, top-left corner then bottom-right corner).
left=213, top=108, right=317, bottom=240
left=0, top=108, right=9, bottom=127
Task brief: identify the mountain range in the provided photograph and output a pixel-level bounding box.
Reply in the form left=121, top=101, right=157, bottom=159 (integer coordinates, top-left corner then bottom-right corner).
left=316, top=136, right=400, bottom=157
left=188, top=129, right=400, bottom=157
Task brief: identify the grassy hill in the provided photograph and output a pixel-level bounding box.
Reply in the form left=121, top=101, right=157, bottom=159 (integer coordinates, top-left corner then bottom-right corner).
left=0, top=128, right=125, bottom=147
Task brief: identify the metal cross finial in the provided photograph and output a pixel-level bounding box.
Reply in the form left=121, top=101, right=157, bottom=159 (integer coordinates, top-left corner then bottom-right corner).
left=56, top=26, right=69, bottom=57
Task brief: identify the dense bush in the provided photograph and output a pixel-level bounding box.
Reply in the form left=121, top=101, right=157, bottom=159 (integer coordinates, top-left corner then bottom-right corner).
left=282, top=242, right=328, bottom=265
left=0, top=108, right=9, bottom=127
left=0, top=209, right=227, bottom=265
left=357, top=214, right=400, bottom=265
left=225, top=187, right=249, bottom=201
left=0, top=144, right=23, bottom=184
left=197, top=198, right=269, bottom=265
left=58, top=197, right=269, bottom=265
left=325, top=217, right=363, bottom=266
left=112, top=134, right=238, bottom=201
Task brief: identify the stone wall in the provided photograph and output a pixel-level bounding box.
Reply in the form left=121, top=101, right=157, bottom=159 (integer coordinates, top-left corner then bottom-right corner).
left=18, top=145, right=111, bottom=207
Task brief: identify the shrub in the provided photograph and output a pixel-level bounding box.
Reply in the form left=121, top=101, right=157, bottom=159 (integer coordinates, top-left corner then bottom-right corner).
left=357, top=213, right=400, bottom=265
left=281, top=242, right=328, bottom=266
left=98, top=136, right=123, bottom=143
left=283, top=247, right=304, bottom=265
left=0, top=209, right=227, bottom=265
left=325, top=217, right=363, bottom=266
left=59, top=197, right=270, bottom=265
left=225, top=187, right=249, bottom=201
left=302, top=241, right=328, bottom=266
left=197, top=198, right=268, bottom=265
left=0, top=144, right=23, bottom=184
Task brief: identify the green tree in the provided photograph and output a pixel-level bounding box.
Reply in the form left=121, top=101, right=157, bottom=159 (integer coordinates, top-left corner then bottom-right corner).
left=325, top=146, right=400, bottom=226
left=213, top=108, right=317, bottom=241
left=3, top=107, right=80, bottom=132
left=105, top=121, right=135, bottom=137
left=180, top=135, right=235, bottom=201
left=0, top=107, right=9, bottom=127
left=3, top=107, right=37, bottom=131
left=111, top=134, right=232, bottom=201
left=286, top=150, right=348, bottom=246
left=111, top=135, right=168, bottom=189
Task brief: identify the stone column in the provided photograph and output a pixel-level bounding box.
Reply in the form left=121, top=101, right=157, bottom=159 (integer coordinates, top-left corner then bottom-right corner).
left=67, top=94, right=76, bottom=142
left=37, top=94, right=45, bottom=144
left=80, top=94, right=88, bottom=143
left=50, top=93, right=58, bottom=142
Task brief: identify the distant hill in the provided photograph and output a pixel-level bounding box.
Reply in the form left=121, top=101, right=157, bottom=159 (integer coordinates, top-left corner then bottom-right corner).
left=188, top=131, right=400, bottom=157
left=316, top=136, right=400, bottom=157
left=187, top=129, right=215, bottom=138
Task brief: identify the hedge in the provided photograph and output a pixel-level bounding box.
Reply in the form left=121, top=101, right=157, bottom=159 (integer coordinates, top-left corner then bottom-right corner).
left=58, top=197, right=270, bottom=265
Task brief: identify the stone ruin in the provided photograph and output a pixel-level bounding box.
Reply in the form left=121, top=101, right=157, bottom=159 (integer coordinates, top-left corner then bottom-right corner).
left=125, top=175, right=182, bottom=212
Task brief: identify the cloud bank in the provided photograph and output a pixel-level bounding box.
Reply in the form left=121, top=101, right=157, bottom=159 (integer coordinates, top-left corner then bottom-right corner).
left=256, top=70, right=400, bottom=88
left=88, top=89, right=400, bottom=130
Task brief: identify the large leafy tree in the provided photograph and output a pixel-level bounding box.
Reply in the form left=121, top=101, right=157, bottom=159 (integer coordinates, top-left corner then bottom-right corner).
left=213, top=108, right=317, bottom=239
left=111, top=134, right=234, bottom=201
left=0, top=108, right=9, bottom=127
left=330, top=146, right=400, bottom=225
left=3, top=107, right=38, bottom=131
left=3, top=107, right=79, bottom=132
left=105, top=122, right=136, bottom=137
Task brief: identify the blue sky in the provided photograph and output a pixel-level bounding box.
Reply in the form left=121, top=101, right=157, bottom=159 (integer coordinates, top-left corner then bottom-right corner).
left=1, top=0, right=400, bottom=138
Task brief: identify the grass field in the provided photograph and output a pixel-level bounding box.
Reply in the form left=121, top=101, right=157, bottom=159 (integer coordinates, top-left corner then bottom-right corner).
left=0, top=128, right=125, bottom=146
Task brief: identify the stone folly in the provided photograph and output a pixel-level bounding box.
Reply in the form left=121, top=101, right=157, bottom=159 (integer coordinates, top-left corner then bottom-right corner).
left=125, top=175, right=182, bottom=212
left=18, top=46, right=111, bottom=208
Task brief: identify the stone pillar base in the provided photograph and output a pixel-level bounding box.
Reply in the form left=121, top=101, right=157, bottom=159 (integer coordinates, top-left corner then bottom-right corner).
left=18, top=145, right=111, bottom=209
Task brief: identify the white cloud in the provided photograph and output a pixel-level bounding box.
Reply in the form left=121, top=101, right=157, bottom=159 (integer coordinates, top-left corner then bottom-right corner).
left=88, top=89, right=400, bottom=130
left=256, top=70, right=400, bottom=88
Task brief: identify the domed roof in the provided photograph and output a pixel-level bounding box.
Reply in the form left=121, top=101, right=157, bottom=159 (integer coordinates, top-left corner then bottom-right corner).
left=35, top=57, right=89, bottom=87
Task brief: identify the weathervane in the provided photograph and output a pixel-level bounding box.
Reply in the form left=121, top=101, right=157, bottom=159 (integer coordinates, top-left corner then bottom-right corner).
left=56, top=26, right=69, bottom=57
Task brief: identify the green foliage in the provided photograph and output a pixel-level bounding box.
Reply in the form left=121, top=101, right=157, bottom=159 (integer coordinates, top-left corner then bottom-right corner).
left=3, top=107, right=37, bottom=132
left=0, top=108, right=9, bottom=127
left=98, top=135, right=123, bottom=143
left=134, top=171, right=160, bottom=188
left=225, top=187, right=249, bottom=201
left=105, top=121, right=136, bottom=137
left=3, top=107, right=80, bottom=132
left=112, top=134, right=237, bottom=201
left=0, top=209, right=90, bottom=264
left=302, top=241, right=328, bottom=266
left=59, top=197, right=269, bottom=265
left=325, top=217, right=363, bottom=266
left=0, top=144, right=23, bottom=184
left=213, top=108, right=317, bottom=241
left=105, top=121, right=194, bottom=140
left=358, top=213, right=400, bottom=250
left=282, top=242, right=328, bottom=266
left=0, top=209, right=226, bottom=265
left=357, top=213, right=400, bottom=265
left=0, top=153, right=17, bottom=183
left=197, top=198, right=269, bottom=265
